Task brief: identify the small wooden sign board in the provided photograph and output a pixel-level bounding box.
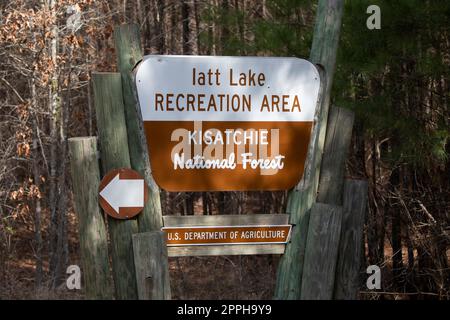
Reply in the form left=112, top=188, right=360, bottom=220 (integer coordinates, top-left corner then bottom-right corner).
left=163, top=225, right=292, bottom=246
left=162, top=214, right=291, bottom=257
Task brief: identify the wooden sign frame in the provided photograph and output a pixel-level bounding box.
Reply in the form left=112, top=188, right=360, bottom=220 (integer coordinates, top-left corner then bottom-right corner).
left=69, top=5, right=366, bottom=299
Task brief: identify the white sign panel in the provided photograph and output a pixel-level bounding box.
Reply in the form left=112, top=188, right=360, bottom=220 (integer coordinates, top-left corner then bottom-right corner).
left=136, top=55, right=320, bottom=122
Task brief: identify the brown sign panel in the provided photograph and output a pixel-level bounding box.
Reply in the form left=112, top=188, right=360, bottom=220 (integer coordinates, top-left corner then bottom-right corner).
left=98, top=168, right=148, bottom=219
left=136, top=56, right=321, bottom=191
left=144, top=121, right=312, bottom=191
left=162, top=225, right=292, bottom=246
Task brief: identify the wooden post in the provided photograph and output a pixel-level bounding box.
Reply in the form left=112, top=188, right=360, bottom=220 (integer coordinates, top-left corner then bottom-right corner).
left=334, top=180, right=368, bottom=299
left=93, top=72, right=138, bottom=299
left=68, top=137, right=113, bottom=299
left=317, top=106, right=354, bottom=205
left=309, top=0, right=346, bottom=162
left=114, top=25, right=171, bottom=300
left=274, top=185, right=314, bottom=299
left=114, top=24, right=163, bottom=232
left=300, top=203, right=343, bottom=300
left=132, top=232, right=171, bottom=300
left=274, top=0, right=344, bottom=299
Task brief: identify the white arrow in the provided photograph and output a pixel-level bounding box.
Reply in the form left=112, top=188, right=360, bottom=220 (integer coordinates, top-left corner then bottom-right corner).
left=99, top=173, right=144, bottom=214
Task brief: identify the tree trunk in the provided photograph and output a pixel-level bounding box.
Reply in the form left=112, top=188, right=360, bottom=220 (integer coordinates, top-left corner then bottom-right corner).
left=31, top=76, right=43, bottom=289
left=47, top=0, right=63, bottom=286
left=220, top=0, right=229, bottom=54
left=182, top=0, right=189, bottom=53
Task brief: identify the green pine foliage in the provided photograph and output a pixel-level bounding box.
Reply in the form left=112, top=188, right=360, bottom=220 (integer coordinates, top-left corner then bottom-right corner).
left=335, top=0, right=450, bottom=169
left=251, top=0, right=314, bottom=57
left=202, top=0, right=450, bottom=170
left=201, top=0, right=314, bottom=57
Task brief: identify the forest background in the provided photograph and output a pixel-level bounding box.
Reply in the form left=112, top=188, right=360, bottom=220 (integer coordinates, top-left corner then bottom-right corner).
left=0, top=0, right=449, bottom=299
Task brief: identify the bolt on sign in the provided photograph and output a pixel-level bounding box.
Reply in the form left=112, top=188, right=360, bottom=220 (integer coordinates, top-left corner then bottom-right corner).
left=136, top=55, right=321, bottom=191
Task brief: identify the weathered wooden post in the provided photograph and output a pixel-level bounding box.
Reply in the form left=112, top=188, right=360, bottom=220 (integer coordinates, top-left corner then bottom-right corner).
left=68, top=137, right=113, bottom=299
left=316, top=106, right=355, bottom=204
left=93, top=72, right=139, bottom=299
left=113, top=24, right=171, bottom=300
left=132, top=231, right=171, bottom=300
left=114, top=24, right=163, bottom=232
left=274, top=0, right=345, bottom=299
left=334, top=180, right=368, bottom=299
left=300, top=203, right=343, bottom=299
left=298, top=106, right=355, bottom=299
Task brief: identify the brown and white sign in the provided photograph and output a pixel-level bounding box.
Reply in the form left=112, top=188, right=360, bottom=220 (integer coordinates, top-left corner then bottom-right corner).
left=163, top=225, right=292, bottom=246
left=162, top=214, right=290, bottom=256
left=98, top=168, right=148, bottom=219
left=136, top=55, right=321, bottom=191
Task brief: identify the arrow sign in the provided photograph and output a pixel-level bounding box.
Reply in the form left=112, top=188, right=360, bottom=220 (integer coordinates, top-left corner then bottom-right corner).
left=98, top=168, right=148, bottom=219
